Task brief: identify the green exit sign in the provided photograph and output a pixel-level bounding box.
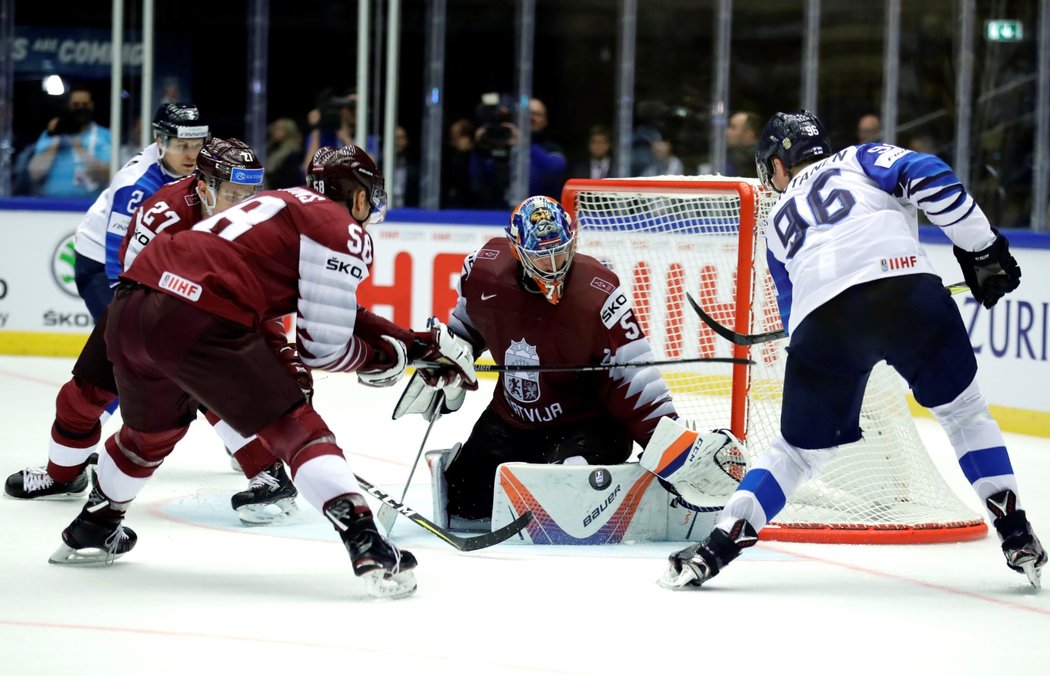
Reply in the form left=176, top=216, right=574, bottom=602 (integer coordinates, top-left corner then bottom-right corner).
left=986, top=20, right=1024, bottom=42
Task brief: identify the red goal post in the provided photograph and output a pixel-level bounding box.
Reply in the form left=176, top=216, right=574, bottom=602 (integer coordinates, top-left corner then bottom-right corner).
left=561, top=176, right=987, bottom=544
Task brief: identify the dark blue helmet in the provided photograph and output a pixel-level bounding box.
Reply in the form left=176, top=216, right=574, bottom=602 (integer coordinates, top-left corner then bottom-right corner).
left=754, top=110, right=832, bottom=189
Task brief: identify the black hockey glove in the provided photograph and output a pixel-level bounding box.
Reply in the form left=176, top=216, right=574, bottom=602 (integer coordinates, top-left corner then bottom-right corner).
left=952, top=229, right=1021, bottom=309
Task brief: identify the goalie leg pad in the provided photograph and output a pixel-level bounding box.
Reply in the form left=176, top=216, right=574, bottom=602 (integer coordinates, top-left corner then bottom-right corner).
left=639, top=417, right=748, bottom=508
left=427, top=445, right=461, bottom=530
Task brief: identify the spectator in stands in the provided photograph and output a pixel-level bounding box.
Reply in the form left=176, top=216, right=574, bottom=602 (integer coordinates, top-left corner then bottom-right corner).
left=28, top=84, right=111, bottom=199
left=906, top=133, right=938, bottom=156
left=724, top=111, right=762, bottom=178
left=390, top=125, right=419, bottom=208
left=265, top=117, right=304, bottom=189
left=856, top=113, right=882, bottom=144
left=526, top=98, right=569, bottom=198
left=470, top=95, right=568, bottom=208
left=301, top=88, right=356, bottom=172
left=570, top=125, right=616, bottom=180
left=642, top=138, right=684, bottom=176
left=442, top=118, right=479, bottom=208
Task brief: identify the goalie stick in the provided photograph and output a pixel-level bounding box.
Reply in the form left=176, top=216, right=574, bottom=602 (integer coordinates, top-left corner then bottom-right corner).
left=685, top=281, right=971, bottom=347
left=412, top=355, right=754, bottom=372
left=355, top=474, right=533, bottom=551
left=376, top=391, right=443, bottom=535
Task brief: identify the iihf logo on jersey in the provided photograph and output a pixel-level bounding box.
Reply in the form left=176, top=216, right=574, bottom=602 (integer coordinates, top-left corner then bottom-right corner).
left=880, top=255, right=917, bottom=272
left=504, top=339, right=540, bottom=403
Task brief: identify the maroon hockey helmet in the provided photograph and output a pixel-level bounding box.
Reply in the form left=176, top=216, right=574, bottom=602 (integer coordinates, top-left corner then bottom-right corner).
left=195, top=137, right=264, bottom=214
left=306, top=145, right=387, bottom=223
left=196, top=137, right=264, bottom=187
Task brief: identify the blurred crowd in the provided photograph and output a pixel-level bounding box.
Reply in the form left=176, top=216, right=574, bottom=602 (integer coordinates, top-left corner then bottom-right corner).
left=10, top=83, right=1041, bottom=227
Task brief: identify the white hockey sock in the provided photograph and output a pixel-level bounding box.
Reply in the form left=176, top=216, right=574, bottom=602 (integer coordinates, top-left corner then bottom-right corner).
left=96, top=448, right=151, bottom=504
left=48, top=435, right=98, bottom=469
left=208, top=417, right=257, bottom=453
left=716, top=435, right=836, bottom=533
left=930, top=378, right=1020, bottom=508
left=293, top=454, right=362, bottom=515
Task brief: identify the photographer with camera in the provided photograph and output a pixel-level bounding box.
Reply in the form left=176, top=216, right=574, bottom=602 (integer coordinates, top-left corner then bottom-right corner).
left=301, top=88, right=357, bottom=173
left=28, top=84, right=111, bottom=199
left=469, top=94, right=567, bottom=209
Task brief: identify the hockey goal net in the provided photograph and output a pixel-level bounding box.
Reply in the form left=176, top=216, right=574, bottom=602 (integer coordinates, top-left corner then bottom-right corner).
left=561, top=176, right=986, bottom=544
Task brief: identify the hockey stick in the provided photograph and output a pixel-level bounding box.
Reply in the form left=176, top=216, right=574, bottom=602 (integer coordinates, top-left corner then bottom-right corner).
left=355, top=474, right=533, bottom=551
left=412, top=355, right=754, bottom=372
left=376, top=391, right=443, bottom=535
left=685, top=280, right=972, bottom=347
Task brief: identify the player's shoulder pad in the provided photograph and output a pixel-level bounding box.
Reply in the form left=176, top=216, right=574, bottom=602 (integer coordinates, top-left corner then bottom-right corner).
left=462, top=237, right=506, bottom=278
left=573, top=254, right=631, bottom=329
left=856, top=143, right=911, bottom=170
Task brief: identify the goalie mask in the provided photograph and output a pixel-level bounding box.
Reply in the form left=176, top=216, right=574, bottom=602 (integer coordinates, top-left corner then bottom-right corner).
left=195, top=137, right=264, bottom=216
left=755, top=110, right=832, bottom=192
left=506, top=195, right=577, bottom=305
left=306, top=145, right=388, bottom=225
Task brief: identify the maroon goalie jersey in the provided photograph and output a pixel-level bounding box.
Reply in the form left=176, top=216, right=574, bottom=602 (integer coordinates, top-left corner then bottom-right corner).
left=121, top=187, right=377, bottom=372
left=448, top=237, right=676, bottom=445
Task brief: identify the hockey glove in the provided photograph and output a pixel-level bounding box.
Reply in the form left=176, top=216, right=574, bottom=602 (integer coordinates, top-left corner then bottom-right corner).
left=639, top=417, right=748, bottom=508
left=277, top=343, right=314, bottom=401
left=953, top=229, right=1021, bottom=309
left=410, top=317, right=479, bottom=392
left=357, top=335, right=409, bottom=388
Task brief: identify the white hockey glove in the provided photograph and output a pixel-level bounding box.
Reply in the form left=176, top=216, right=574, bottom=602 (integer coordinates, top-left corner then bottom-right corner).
left=639, top=417, right=748, bottom=508
left=393, top=318, right=477, bottom=420
left=356, top=335, right=409, bottom=388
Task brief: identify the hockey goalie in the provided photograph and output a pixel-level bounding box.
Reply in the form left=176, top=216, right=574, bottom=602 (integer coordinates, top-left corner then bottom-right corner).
left=391, top=195, right=746, bottom=543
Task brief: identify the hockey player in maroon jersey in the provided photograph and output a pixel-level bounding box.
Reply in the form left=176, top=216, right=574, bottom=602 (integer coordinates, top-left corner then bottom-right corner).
left=402, top=195, right=679, bottom=528
left=49, top=145, right=476, bottom=599
left=5, top=138, right=302, bottom=525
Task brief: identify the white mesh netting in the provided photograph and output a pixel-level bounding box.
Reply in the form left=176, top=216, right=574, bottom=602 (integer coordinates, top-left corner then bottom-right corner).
left=566, top=176, right=985, bottom=543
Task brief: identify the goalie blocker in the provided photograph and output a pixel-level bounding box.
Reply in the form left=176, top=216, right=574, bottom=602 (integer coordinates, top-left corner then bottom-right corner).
left=428, top=418, right=748, bottom=544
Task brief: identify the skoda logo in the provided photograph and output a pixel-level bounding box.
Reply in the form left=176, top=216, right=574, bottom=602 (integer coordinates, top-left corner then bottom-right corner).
left=51, top=233, right=79, bottom=298
left=589, top=468, right=611, bottom=491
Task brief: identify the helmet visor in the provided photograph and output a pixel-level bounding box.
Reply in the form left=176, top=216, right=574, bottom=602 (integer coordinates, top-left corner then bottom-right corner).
left=366, top=184, right=388, bottom=225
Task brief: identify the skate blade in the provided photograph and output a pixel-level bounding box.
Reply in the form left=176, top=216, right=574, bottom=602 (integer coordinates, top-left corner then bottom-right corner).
left=4, top=488, right=88, bottom=501
left=1021, top=561, right=1042, bottom=590
left=657, top=564, right=702, bottom=590
left=236, top=498, right=297, bottom=526
left=48, top=542, right=127, bottom=566
left=364, top=569, right=417, bottom=600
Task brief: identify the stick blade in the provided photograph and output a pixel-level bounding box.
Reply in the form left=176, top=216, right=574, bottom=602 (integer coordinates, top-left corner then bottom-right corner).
left=377, top=504, right=398, bottom=535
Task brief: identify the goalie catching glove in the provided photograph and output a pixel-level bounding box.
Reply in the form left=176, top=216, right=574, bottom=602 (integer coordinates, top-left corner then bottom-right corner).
left=639, top=417, right=748, bottom=508
left=392, top=318, right=478, bottom=421
left=953, top=228, right=1021, bottom=309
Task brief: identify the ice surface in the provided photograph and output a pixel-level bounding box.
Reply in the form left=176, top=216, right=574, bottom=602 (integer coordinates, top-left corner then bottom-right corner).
left=1, top=355, right=1048, bottom=675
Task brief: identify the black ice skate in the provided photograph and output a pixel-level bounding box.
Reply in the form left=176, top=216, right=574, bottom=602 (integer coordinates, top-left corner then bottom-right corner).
left=658, top=519, right=758, bottom=590
left=49, top=475, right=136, bottom=565
left=230, top=462, right=298, bottom=525
left=325, top=493, right=418, bottom=599
left=5, top=465, right=89, bottom=500
left=987, top=490, right=1047, bottom=589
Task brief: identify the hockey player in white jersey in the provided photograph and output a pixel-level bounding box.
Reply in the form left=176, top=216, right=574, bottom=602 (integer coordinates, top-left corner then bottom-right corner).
left=660, top=110, right=1045, bottom=590
left=73, top=103, right=208, bottom=321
